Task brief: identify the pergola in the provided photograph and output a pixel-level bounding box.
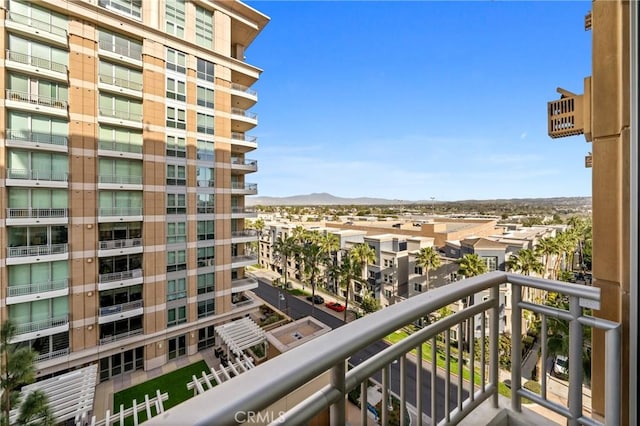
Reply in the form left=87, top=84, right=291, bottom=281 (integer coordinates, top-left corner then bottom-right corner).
left=9, top=364, right=97, bottom=425
left=216, top=317, right=266, bottom=356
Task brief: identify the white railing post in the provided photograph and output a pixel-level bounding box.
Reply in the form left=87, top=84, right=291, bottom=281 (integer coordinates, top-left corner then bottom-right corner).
left=490, top=285, right=499, bottom=409
left=511, top=283, right=522, bottom=412
left=330, top=359, right=346, bottom=425
left=568, top=297, right=583, bottom=426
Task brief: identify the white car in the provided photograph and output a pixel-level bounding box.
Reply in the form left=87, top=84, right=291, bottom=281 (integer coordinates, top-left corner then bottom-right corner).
left=553, top=355, right=569, bottom=378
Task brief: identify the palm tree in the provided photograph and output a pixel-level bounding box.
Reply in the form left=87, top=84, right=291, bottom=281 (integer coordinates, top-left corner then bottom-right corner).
left=456, top=253, right=487, bottom=278
left=535, top=236, right=558, bottom=279
left=299, top=239, right=329, bottom=316
left=416, top=246, right=441, bottom=292
left=16, top=390, right=54, bottom=426
left=507, top=249, right=544, bottom=276
left=338, top=255, right=358, bottom=322
left=318, top=233, right=340, bottom=291
left=349, top=243, right=376, bottom=309
left=272, top=235, right=297, bottom=288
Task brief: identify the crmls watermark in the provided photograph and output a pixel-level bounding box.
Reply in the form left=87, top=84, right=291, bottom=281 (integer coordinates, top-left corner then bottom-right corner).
left=234, top=411, right=286, bottom=424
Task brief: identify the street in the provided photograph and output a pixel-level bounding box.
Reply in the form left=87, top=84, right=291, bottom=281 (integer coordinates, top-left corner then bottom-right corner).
left=254, top=279, right=467, bottom=422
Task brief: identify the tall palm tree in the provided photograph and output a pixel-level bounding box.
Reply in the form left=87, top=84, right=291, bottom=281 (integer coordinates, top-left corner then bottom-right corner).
left=456, top=253, right=487, bottom=278
left=507, top=249, right=544, bottom=276
left=338, top=255, right=358, bottom=322
left=272, top=235, right=297, bottom=288
left=416, top=246, right=441, bottom=292
left=318, top=233, right=340, bottom=290
left=350, top=243, right=376, bottom=303
left=535, top=236, right=558, bottom=279
left=300, top=239, right=329, bottom=316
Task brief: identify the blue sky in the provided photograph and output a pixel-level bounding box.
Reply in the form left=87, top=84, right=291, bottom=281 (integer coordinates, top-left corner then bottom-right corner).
left=244, top=1, right=592, bottom=201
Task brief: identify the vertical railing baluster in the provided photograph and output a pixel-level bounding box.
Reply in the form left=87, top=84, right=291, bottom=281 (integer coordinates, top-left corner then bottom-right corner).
left=360, top=381, right=368, bottom=426
left=511, top=283, right=522, bottom=412
left=541, top=313, right=547, bottom=400
left=382, top=365, right=389, bottom=425
left=490, top=285, right=499, bottom=408
left=400, top=355, right=406, bottom=426
left=457, top=321, right=463, bottom=412
left=470, top=313, right=475, bottom=402
left=431, top=336, right=437, bottom=425
left=445, top=329, right=451, bottom=423
left=481, top=311, right=486, bottom=393
left=568, top=297, right=583, bottom=426
left=416, top=344, right=423, bottom=426
left=330, top=360, right=346, bottom=425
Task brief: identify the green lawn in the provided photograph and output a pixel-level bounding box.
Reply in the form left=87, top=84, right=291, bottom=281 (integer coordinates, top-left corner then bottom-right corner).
left=113, top=360, right=210, bottom=423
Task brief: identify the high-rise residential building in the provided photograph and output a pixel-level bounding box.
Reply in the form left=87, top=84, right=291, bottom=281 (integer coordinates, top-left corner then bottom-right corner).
left=0, top=0, right=269, bottom=381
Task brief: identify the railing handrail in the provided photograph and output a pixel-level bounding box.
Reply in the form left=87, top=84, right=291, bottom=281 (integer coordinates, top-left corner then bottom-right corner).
left=230, top=157, right=258, bottom=167
left=231, top=230, right=258, bottom=238
left=8, top=243, right=68, bottom=258
left=7, top=168, right=68, bottom=181
left=14, top=314, right=69, bottom=335
left=231, top=83, right=257, bottom=97
left=231, top=108, right=257, bottom=119
left=6, top=11, right=68, bottom=37
left=98, top=268, right=143, bottom=283
left=98, top=74, right=142, bottom=91
left=5, top=50, right=68, bottom=73
left=98, top=207, right=143, bottom=216
left=98, top=175, right=143, bottom=185
left=6, top=89, right=68, bottom=109
left=7, top=279, right=68, bottom=297
left=148, top=272, right=613, bottom=426
left=99, top=300, right=143, bottom=316
left=230, top=132, right=257, bottom=143
left=6, top=207, right=68, bottom=218
left=98, top=237, right=142, bottom=250
left=6, top=129, right=68, bottom=146
left=98, top=139, right=143, bottom=154
left=98, top=39, right=142, bottom=61
left=99, top=328, right=143, bottom=345
left=99, top=107, right=142, bottom=121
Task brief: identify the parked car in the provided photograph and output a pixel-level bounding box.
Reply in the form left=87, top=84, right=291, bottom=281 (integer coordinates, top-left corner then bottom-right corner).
left=553, top=355, right=569, bottom=378
left=306, top=295, right=324, bottom=304
left=326, top=301, right=346, bottom=312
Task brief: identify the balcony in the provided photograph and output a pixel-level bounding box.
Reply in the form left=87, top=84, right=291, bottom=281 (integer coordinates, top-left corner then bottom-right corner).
left=7, top=244, right=68, bottom=265
left=98, top=40, right=143, bottom=68
left=150, top=272, right=620, bottom=426
left=6, top=279, right=68, bottom=305
left=230, top=83, right=258, bottom=110
left=99, top=328, right=143, bottom=346
left=5, top=50, right=67, bottom=82
left=231, top=207, right=257, bottom=218
left=231, top=108, right=258, bottom=132
left=230, top=132, right=258, bottom=153
left=231, top=182, right=258, bottom=195
left=98, top=207, right=143, bottom=223
left=98, top=74, right=143, bottom=99
left=5, top=168, right=68, bottom=189
left=98, top=175, right=143, bottom=190
left=231, top=229, right=258, bottom=244
left=231, top=254, right=258, bottom=268
left=97, top=139, right=143, bottom=160
left=4, top=11, right=68, bottom=47
left=6, top=208, right=68, bottom=226
left=98, top=107, right=143, bottom=129
left=12, top=315, right=69, bottom=343
left=98, top=238, right=143, bottom=257
left=230, top=157, right=258, bottom=174
left=5, top=129, right=68, bottom=153
left=35, top=348, right=69, bottom=363
left=98, top=268, right=143, bottom=291
left=98, top=300, right=144, bottom=324
left=231, top=276, right=259, bottom=293
left=5, top=90, right=68, bottom=117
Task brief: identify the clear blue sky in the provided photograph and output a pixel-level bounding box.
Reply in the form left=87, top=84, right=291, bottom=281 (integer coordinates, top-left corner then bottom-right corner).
left=244, top=1, right=592, bottom=201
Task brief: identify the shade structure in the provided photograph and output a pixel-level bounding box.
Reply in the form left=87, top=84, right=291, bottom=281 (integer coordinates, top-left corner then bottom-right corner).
left=216, top=317, right=266, bottom=356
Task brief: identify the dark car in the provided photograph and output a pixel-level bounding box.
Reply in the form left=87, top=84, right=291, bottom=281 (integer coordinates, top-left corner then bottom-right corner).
left=306, top=295, right=324, bottom=304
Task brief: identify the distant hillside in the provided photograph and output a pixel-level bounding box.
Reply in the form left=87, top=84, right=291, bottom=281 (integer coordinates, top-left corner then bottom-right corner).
left=247, top=192, right=408, bottom=206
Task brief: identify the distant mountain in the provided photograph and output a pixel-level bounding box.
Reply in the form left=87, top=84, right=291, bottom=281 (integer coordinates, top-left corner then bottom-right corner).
left=247, top=192, right=408, bottom=206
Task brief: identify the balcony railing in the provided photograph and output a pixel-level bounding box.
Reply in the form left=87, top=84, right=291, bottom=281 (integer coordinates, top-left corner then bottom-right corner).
left=99, top=328, right=143, bottom=345
left=231, top=83, right=257, bottom=97
left=231, top=254, right=258, bottom=265
left=8, top=243, right=68, bottom=258
left=6, top=11, right=68, bottom=38
left=99, top=300, right=143, bottom=317
left=98, top=74, right=142, bottom=91
left=231, top=132, right=257, bottom=143
left=98, top=207, right=143, bottom=217
left=6, top=129, right=68, bottom=147
left=231, top=108, right=257, bottom=120
left=7, top=169, right=68, bottom=182
left=98, top=140, right=143, bottom=154
left=6, top=90, right=68, bottom=110
left=231, top=207, right=256, bottom=215
left=6, top=208, right=68, bottom=219
left=99, top=238, right=142, bottom=250
left=6, top=50, right=67, bottom=74
left=14, top=315, right=68, bottom=336
left=230, top=157, right=258, bottom=168
left=8, top=279, right=68, bottom=297
left=98, top=40, right=142, bottom=61
left=231, top=230, right=258, bottom=238
left=36, top=348, right=69, bottom=363
left=98, top=175, right=143, bottom=185
left=98, top=268, right=143, bottom=283
left=231, top=182, right=258, bottom=192
left=150, top=272, right=621, bottom=426
left=99, top=108, right=142, bottom=122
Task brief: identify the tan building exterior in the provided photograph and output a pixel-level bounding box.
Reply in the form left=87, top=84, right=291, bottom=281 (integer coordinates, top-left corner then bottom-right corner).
left=0, top=0, right=269, bottom=381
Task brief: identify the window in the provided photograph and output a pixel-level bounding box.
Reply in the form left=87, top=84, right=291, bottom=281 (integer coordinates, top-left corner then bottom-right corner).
left=197, top=299, right=215, bottom=318
left=8, top=260, right=68, bottom=288
left=99, top=285, right=142, bottom=307
left=197, top=58, right=214, bottom=82
left=168, top=335, right=186, bottom=359
left=99, top=126, right=142, bottom=153
left=99, top=347, right=142, bottom=382
left=197, top=272, right=215, bottom=294
left=99, top=61, right=142, bottom=90
left=98, top=254, right=142, bottom=275
left=166, top=193, right=186, bottom=214
left=414, top=265, right=423, bottom=275
left=166, top=48, right=186, bottom=74
left=167, top=250, right=186, bottom=272
left=98, top=158, right=142, bottom=184
left=197, top=86, right=214, bottom=109
left=99, top=93, right=142, bottom=120
left=8, top=188, right=68, bottom=210
left=98, top=191, right=142, bottom=216
left=197, top=113, right=214, bottom=135
left=197, top=221, right=214, bottom=240
left=196, top=167, right=214, bottom=187
left=167, top=306, right=186, bottom=327
left=196, top=140, right=214, bottom=161
left=7, top=150, right=68, bottom=180
left=7, top=111, right=68, bottom=145
left=165, top=0, right=185, bottom=37
left=483, top=256, right=498, bottom=272
left=166, top=164, right=186, bottom=186
left=413, top=282, right=422, bottom=292
left=9, top=0, right=67, bottom=34
left=98, top=222, right=141, bottom=242
left=195, top=6, right=213, bottom=49
left=8, top=74, right=68, bottom=105
left=166, top=77, right=186, bottom=102
left=9, top=296, right=68, bottom=324
left=98, top=29, right=142, bottom=60
left=166, top=135, right=186, bottom=158
left=99, top=0, right=142, bottom=19
left=166, top=107, right=186, bottom=129
left=167, top=278, right=186, bottom=301
left=167, top=222, right=186, bottom=243
left=198, top=326, right=216, bottom=350
left=8, top=35, right=68, bottom=70
left=16, top=332, right=69, bottom=364
left=197, top=246, right=215, bottom=267
left=197, top=194, right=214, bottom=214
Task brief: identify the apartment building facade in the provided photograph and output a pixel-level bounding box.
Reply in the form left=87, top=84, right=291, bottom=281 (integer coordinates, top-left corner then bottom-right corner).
left=0, top=0, right=268, bottom=381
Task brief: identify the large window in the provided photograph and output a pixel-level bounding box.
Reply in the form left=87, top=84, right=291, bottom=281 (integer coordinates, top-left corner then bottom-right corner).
left=7, top=150, right=67, bottom=179
left=7, top=111, right=68, bottom=143
left=9, top=0, right=67, bottom=33
left=166, top=135, right=186, bottom=158
left=98, top=191, right=142, bottom=213
left=167, top=278, right=186, bottom=301
left=99, top=158, right=142, bottom=183
left=483, top=256, right=498, bottom=272
left=16, top=332, right=69, bottom=363
left=98, top=222, right=142, bottom=242
left=167, top=222, right=186, bottom=244
left=196, top=167, right=214, bottom=187
left=197, top=272, right=215, bottom=295
left=99, top=126, right=142, bottom=153
left=98, top=29, right=142, bottom=60
left=166, top=48, right=186, bottom=74
left=198, top=326, right=215, bottom=350
left=99, top=346, right=143, bottom=382
left=166, top=164, right=186, bottom=186
left=166, top=106, right=186, bottom=129
left=197, top=86, right=214, bottom=109
left=197, top=246, right=215, bottom=267
left=195, top=6, right=213, bottom=49
left=8, top=35, right=68, bottom=70
left=196, top=140, right=214, bottom=161
left=8, top=261, right=68, bottom=287
left=197, top=194, right=215, bottom=214
left=99, top=93, right=142, bottom=120
left=167, top=250, right=187, bottom=272
left=166, top=193, right=186, bottom=215
left=197, top=113, right=214, bottom=135
left=99, top=61, right=142, bottom=90
left=197, top=58, right=214, bottom=82
left=99, top=285, right=142, bottom=308
left=166, top=77, right=186, bottom=102
left=165, top=0, right=185, bottom=37
left=8, top=188, right=68, bottom=209
left=197, top=221, right=214, bottom=241
left=8, top=74, right=68, bottom=104
left=8, top=296, right=68, bottom=324
left=167, top=306, right=187, bottom=327
left=98, top=0, right=142, bottom=20
left=197, top=299, right=215, bottom=319
left=168, top=335, right=186, bottom=359
left=99, top=316, right=143, bottom=342
left=98, top=254, right=142, bottom=275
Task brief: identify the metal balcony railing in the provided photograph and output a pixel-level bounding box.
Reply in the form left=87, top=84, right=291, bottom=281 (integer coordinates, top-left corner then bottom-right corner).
left=36, top=348, right=69, bottom=363
left=98, top=175, right=143, bottom=185
left=98, top=74, right=142, bottom=91
left=6, top=208, right=68, bottom=219
left=149, top=272, right=621, bottom=426
left=99, top=300, right=143, bottom=316
left=14, top=315, right=69, bottom=335
left=8, top=243, right=68, bottom=258
left=7, top=169, right=68, bottom=182
left=6, top=129, right=68, bottom=147
left=231, top=83, right=257, bottom=97
left=98, top=268, right=143, bottom=283
left=231, top=108, right=257, bottom=120
left=231, top=132, right=257, bottom=143
left=6, top=11, right=68, bottom=37
left=166, top=291, right=187, bottom=302
left=98, top=238, right=142, bottom=250
left=98, top=39, right=142, bottom=61
left=8, top=279, right=68, bottom=297
left=98, top=207, right=143, bottom=217
left=230, top=157, right=258, bottom=168
left=98, top=140, right=143, bottom=154
left=231, top=230, right=258, bottom=238
left=99, top=328, right=143, bottom=345
left=99, top=107, right=142, bottom=122
left=231, top=254, right=258, bottom=264
left=5, top=50, right=67, bottom=74
left=6, top=90, right=68, bottom=110
left=231, top=207, right=256, bottom=215
left=231, top=182, right=258, bottom=192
